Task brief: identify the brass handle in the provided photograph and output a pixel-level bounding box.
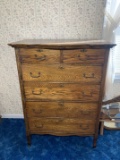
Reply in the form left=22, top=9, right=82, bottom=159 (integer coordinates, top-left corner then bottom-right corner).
left=32, top=90, right=43, bottom=95
left=34, top=54, right=46, bottom=61
left=81, top=91, right=93, bottom=97
left=30, top=72, right=41, bottom=78
left=36, top=49, right=43, bottom=52
left=80, top=49, right=87, bottom=52
left=59, top=65, right=64, bottom=69
left=34, top=123, right=43, bottom=128
left=83, top=73, right=94, bottom=78
left=32, top=109, right=43, bottom=114
left=80, top=124, right=89, bottom=130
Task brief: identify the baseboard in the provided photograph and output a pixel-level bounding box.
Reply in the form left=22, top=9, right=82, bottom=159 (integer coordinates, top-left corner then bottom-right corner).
left=1, top=114, right=24, bottom=119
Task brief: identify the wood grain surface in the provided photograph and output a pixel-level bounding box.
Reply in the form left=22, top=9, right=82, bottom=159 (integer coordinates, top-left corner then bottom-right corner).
left=26, top=102, right=98, bottom=119
left=22, top=64, right=102, bottom=83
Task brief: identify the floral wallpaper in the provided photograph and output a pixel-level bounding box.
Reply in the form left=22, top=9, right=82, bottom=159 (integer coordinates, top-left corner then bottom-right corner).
left=0, top=0, right=106, bottom=115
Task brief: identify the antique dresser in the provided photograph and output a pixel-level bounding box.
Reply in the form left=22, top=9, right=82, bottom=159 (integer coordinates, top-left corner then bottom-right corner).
left=9, top=39, right=115, bottom=147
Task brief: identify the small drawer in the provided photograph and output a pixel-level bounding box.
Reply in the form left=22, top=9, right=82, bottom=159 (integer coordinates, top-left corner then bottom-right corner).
left=22, top=64, right=102, bottom=83
left=63, top=49, right=105, bottom=64
left=24, top=82, right=100, bottom=102
left=26, top=102, right=98, bottom=119
left=19, top=48, right=60, bottom=64
left=28, top=118, right=96, bottom=135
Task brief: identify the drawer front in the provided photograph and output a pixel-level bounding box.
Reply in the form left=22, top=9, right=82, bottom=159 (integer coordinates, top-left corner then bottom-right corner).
left=20, top=48, right=60, bottom=64
left=22, top=64, right=102, bottom=83
left=63, top=49, right=105, bottom=64
left=24, top=83, right=100, bottom=101
left=28, top=118, right=96, bottom=135
left=26, top=102, right=98, bottom=119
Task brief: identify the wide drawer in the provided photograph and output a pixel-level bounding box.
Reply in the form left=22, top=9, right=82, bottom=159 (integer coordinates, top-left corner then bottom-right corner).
left=19, top=48, right=60, bottom=64
left=24, top=82, right=100, bottom=101
left=26, top=102, right=98, bottom=119
left=22, top=64, right=102, bottom=83
left=63, top=49, right=105, bottom=64
left=28, top=118, right=96, bottom=135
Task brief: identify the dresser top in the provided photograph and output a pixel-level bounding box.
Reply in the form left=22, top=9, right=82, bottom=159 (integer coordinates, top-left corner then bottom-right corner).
left=9, top=39, right=116, bottom=49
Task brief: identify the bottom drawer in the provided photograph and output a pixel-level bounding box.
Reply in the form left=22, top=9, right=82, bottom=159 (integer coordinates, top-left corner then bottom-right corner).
left=28, top=118, right=96, bottom=135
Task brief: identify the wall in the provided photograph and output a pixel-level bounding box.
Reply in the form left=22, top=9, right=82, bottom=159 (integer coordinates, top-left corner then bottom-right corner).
left=0, top=0, right=106, bottom=117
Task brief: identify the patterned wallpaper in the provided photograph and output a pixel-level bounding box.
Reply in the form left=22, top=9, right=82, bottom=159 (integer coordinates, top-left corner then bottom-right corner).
left=0, top=0, right=106, bottom=115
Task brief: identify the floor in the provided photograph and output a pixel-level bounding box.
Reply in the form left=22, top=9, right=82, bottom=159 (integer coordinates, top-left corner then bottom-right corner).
left=0, top=118, right=120, bottom=160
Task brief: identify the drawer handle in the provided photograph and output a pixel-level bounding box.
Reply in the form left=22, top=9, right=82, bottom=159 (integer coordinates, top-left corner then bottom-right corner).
left=34, top=54, right=46, bottom=61
left=80, top=124, right=89, bottom=130
left=59, top=65, right=64, bottom=69
left=81, top=91, right=93, bottom=97
left=34, top=123, right=43, bottom=128
left=80, top=49, right=87, bottom=52
left=32, top=90, right=43, bottom=95
left=30, top=72, right=41, bottom=78
left=83, top=73, right=95, bottom=78
left=32, top=109, right=43, bottom=114
left=36, top=49, right=43, bottom=52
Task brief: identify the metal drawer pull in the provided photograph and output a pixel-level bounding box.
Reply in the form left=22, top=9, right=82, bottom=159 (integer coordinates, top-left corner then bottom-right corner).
left=34, top=123, right=43, bottom=128
left=32, top=89, right=43, bottom=95
left=80, top=124, right=89, bottom=130
left=83, top=73, right=94, bottom=78
left=81, top=91, right=93, bottom=97
left=59, top=65, right=64, bottom=69
left=32, top=109, right=43, bottom=114
left=34, top=54, right=46, bottom=61
left=36, top=49, right=43, bottom=52
left=80, top=49, right=87, bottom=52
left=30, top=72, right=41, bottom=78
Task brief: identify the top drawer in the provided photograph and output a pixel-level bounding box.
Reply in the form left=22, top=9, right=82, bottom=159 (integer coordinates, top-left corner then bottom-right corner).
left=63, top=49, right=105, bottom=64
left=19, top=48, right=60, bottom=64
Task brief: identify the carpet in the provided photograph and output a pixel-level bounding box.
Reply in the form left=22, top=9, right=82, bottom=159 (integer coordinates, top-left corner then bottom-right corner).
left=0, top=118, right=120, bottom=160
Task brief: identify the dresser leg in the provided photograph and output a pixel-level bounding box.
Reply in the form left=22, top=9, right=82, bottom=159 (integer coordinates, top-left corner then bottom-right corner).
left=27, top=135, right=31, bottom=145
left=100, top=121, right=104, bottom=135
left=93, top=136, right=97, bottom=148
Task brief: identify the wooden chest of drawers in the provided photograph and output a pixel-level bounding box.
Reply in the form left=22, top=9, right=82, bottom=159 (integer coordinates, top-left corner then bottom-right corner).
left=9, top=39, right=115, bottom=147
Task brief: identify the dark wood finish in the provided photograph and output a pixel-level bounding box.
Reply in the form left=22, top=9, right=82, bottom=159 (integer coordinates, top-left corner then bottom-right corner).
left=9, top=39, right=115, bottom=147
